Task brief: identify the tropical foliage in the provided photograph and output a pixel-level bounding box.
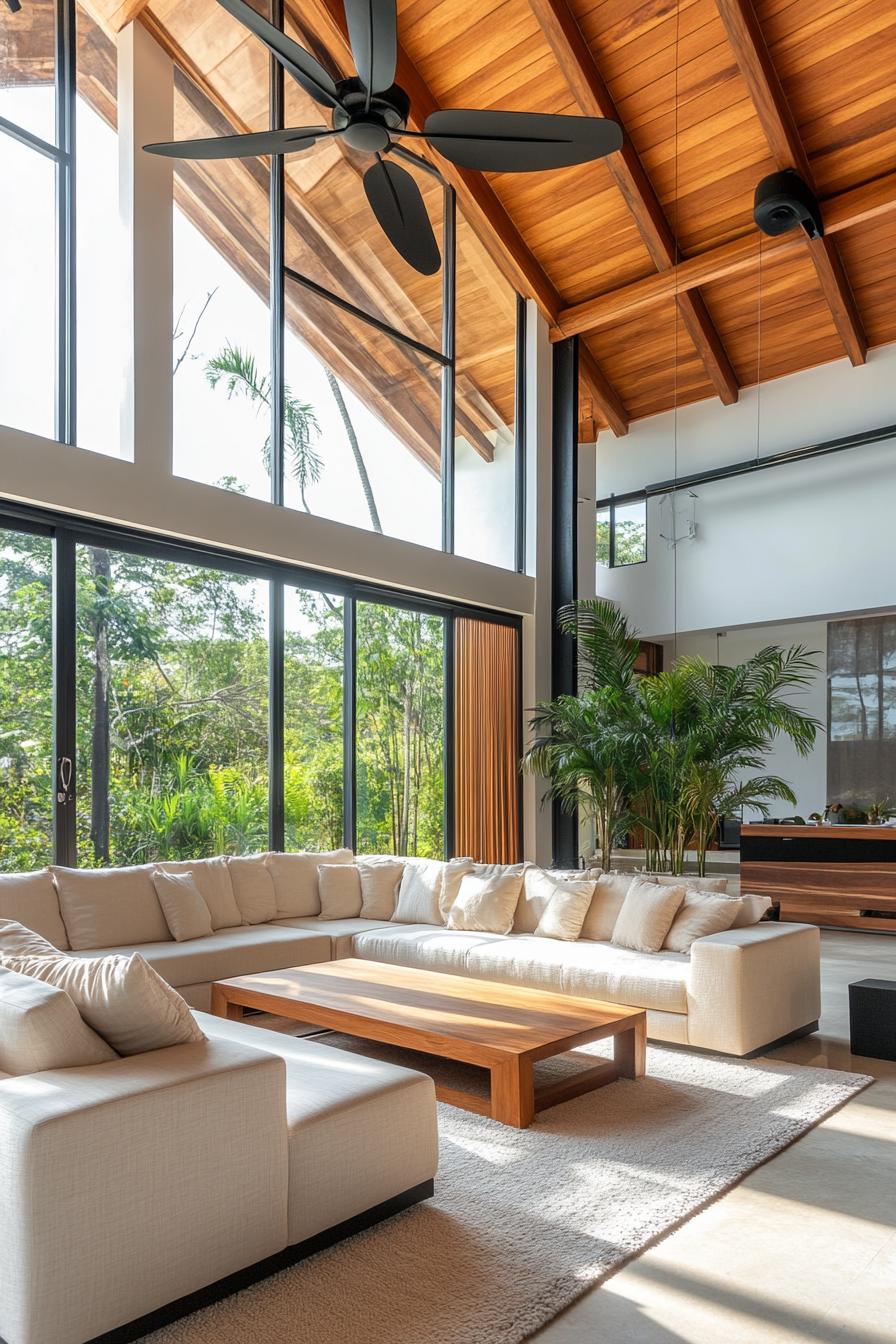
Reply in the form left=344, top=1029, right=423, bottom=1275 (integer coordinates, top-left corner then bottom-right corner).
left=0, top=529, right=444, bottom=872
left=523, top=598, right=821, bottom=873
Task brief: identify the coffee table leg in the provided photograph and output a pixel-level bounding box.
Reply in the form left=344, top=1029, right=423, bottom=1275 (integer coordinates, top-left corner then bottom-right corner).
left=210, top=986, right=244, bottom=1021
left=614, top=1017, right=647, bottom=1078
left=490, top=1057, right=534, bottom=1128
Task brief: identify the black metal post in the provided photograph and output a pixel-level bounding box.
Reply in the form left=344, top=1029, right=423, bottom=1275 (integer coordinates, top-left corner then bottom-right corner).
left=343, top=598, right=357, bottom=852
left=551, top=336, right=580, bottom=867
left=269, top=0, right=285, bottom=506
left=52, top=529, right=77, bottom=866
left=440, top=184, right=457, bottom=554
left=443, top=614, right=455, bottom=858
left=514, top=293, right=527, bottom=574
left=268, top=580, right=285, bottom=851
left=57, top=0, right=76, bottom=445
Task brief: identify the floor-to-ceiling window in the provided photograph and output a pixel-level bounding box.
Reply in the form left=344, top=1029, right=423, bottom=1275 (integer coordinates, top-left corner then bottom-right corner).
left=283, top=586, right=344, bottom=851
left=0, top=526, right=54, bottom=871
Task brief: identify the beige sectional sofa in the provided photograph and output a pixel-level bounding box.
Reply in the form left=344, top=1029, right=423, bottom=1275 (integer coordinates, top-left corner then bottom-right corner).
left=0, top=853, right=821, bottom=1058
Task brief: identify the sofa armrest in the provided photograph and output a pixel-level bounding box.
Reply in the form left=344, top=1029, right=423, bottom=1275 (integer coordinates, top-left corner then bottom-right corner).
left=687, top=922, right=821, bottom=1056
left=0, top=1039, right=289, bottom=1344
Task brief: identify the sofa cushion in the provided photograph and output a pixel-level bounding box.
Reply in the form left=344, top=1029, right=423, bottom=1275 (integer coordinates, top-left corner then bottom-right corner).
left=612, top=878, right=685, bottom=953
left=534, top=874, right=596, bottom=941
left=318, top=864, right=362, bottom=919
left=227, top=855, right=277, bottom=925
left=0, top=917, right=65, bottom=959
left=0, top=966, right=119, bottom=1074
left=580, top=872, right=635, bottom=942
left=273, top=917, right=395, bottom=960
left=73, top=923, right=334, bottom=990
left=53, top=864, right=172, bottom=950
left=664, top=891, right=742, bottom=953
left=446, top=869, right=524, bottom=935
left=197, top=1012, right=438, bottom=1244
left=465, top=937, right=690, bottom=1014
left=357, top=858, right=405, bottom=920
left=151, top=870, right=214, bottom=942
left=392, top=858, right=446, bottom=925
left=0, top=869, right=70, bottom=949
left=266, top=849, right=353, bottom=918
left=438, top=857, right=475, bottom=919
left=353, top=923, right=505, bottom=974
left=732, top=893, right=773, bottom=927
left=2, top=952, right=205, bottom=1056
left=156, top=857, right=242, bottom=930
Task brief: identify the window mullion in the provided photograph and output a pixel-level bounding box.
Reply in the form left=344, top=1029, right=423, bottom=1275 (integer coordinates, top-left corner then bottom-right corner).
left=56, top=0, right=77, bottom=445
left=53, top=528, right=77, bottom=866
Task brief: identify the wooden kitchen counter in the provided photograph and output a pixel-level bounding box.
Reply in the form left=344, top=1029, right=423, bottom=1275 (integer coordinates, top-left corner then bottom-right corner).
left=741, top=824, right=896, bottom=931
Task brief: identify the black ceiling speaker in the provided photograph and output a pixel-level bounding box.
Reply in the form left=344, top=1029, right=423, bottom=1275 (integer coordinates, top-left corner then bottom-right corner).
left=144, top=0, right=623, bottom=275
left=754, top=169, right=823, bottom=241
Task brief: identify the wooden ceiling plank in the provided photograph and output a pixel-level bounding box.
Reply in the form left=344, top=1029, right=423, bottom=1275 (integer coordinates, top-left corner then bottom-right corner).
left=289, top=0, right=629, bottom=436
left=714, top=0, right=867, bottom=366
left=553, top=168, right=896, bottom=338
left=80, top=0, right=151, bottom=37
left=579, top=345, right=628, bottom=438
left=528, top=0, right=738, bottom=405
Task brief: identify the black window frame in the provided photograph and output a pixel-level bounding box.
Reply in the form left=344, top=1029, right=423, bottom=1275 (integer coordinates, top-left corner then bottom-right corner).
left=0, top=499, right=522, bottom=867
left=595, top=493, right=648, bottom=569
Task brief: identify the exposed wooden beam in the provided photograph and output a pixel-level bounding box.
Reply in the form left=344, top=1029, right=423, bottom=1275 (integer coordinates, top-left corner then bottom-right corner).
left=289, top=0, right=629, bottom=437
left=79, top=0, right=150, bottom=38
left=714, top=0, right=867, bottom=367
left=553, top=171, right=896, bottom=340
left=528, top=0, right=739, bottom=407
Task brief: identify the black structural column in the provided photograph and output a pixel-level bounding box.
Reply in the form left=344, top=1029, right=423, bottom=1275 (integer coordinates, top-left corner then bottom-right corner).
left=53, top=528, right=77, bottom=866
left=551, top=336, right=579, bottom=868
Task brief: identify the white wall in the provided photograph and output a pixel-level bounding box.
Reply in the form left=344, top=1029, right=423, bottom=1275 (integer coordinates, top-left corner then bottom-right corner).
left=666, top=621, right=829, bottom=821
left=596, top=344, right=896, bottom=638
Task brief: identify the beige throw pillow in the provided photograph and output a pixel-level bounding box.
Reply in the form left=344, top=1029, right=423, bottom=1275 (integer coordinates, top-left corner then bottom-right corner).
left=0, top=918, right=65, bottom=959
left=357, top=858, right=405, bottom=920
left=155, top=857, right=241, bottom=930
left=266, top=849, right=353, bottom=918
left=533, top=874, right=597, bottom=941
left=664, top=891, right=743, bottom=952
left=392, top=858, right=446, bottom=925
left=0, top=966, right=118, bottom=1074
left=318, top=864, right=363, bottom=918
left=227, top=854, right=277, bottom=924
left=53, top=865, right=171, bottom=950
left=579, top=872, right=637, bottom=942
left=151, top=870, right=213, bottom=942
left=438, top=857, right=475, bottom=919
left=0, top=870, right=70, bottom=948
left=611, top=878, right=686, bottom=954
left=2, top=952, right=206, bottom=1056
left=732, top=894, right=773, bottom=927
left=446, top=870, right=524, bottom=935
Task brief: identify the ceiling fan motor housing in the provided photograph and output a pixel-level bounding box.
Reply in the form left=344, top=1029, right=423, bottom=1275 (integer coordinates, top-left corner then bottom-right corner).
left=333, top=77, right=410, bottom=152
left=754, top=169, right=824, bottom=240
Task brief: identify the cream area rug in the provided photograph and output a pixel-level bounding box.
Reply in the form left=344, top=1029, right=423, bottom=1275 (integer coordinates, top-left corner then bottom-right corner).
left=145, top=1036, right=871, bottom=1344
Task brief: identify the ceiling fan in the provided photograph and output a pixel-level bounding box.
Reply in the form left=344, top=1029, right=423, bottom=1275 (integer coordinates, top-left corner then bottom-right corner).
left=144, top=0, right=623, bottom=276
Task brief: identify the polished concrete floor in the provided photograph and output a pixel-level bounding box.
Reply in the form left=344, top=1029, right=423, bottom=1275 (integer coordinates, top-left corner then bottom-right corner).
left=535, top=930, right=896, bottom=1344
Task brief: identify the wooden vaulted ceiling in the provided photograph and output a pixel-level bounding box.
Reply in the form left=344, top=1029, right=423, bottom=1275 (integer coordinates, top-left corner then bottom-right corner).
left=12, top=0, right=896, bottom=445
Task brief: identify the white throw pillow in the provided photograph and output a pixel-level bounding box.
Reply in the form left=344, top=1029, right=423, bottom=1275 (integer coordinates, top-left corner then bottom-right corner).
left=2, top=952, right=206, bottom=1056
left=357, top=857, right=405, bottom=920
left=318, top=864, right=363, bottom=918
left=446, top=870, right=524, bottom=935
left=732, top=893, right=773, bottom=927
left=151, top=870, right=214, bottom=942
left=611, top=878, right=686, bottom=954
left=579, top=872, right=637, bottom=942
left=533, top=874, right=597, bottom=941
left=663, top=891, right=743, bottom=952
left=53, top=864, right=171, bottom=950
left=438, top=857, right=475, bottom=919
left=392, top=858, right=447, bottom=925
left=227, top=854, right=277, bottom=924
left=644, top=872, right=729, bottom=893
left=266, top=849, right=353, bottom=918
left=0, top=918, right=65, bottom=959
left=0, top=966, right=118, bottom=1074
left=155, top=857, right=242, bottom=930
left=0, top=870, right=70, bottom=948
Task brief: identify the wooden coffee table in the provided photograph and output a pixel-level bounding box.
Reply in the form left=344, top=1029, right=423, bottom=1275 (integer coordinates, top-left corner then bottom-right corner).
left=210, top=958, right=646, bottom=1129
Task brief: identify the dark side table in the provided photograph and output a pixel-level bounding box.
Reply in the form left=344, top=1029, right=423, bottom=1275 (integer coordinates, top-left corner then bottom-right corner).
left=849, top=979, right=896, bottom=1060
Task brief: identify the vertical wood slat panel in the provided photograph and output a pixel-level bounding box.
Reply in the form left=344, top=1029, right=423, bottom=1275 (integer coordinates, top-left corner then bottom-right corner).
left=454, top=617, right=521, bottom=864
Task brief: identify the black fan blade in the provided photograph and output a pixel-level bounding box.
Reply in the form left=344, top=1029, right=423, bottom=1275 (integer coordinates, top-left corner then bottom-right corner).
left=144, top=126, right=331, bottom=161
left=420, top=110, right=623, bottom=172
left=216, top=0, right=341, bottom=109
left=344, top=0, right=397, bottom=97
left=364, top=158, right=440, bottom=276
